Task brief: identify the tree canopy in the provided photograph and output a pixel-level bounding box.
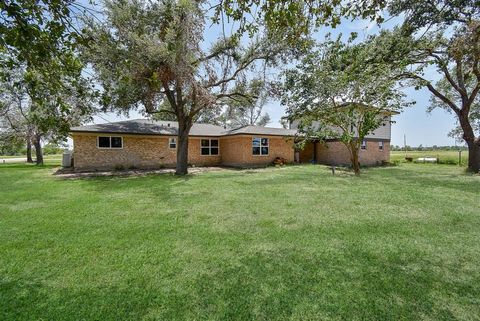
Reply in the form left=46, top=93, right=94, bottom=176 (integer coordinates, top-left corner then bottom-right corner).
left=371, top=0, right=480, bottom=171
left=0, top=61, right=95, bottom=164
left=282, top=36, right=410, bottom=174
left=0, top=1, right=95, bottom=67
left=84, top=0, right=284, bottom=174
left=219, top=79, right=271, bottom=127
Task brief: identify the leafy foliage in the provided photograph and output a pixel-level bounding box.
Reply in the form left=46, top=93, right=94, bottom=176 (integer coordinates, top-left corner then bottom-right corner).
left=0, top=129, right=25, bottom=155
left=374, top=0, right=480, bottom=171
left=0, top=0, right=87, bottom=67
left=219, top=79, right=271, bottom=127
left=216, top=0, right=386, bottom=46
left=282, top=37, right=409, bottom=174
left=0, top=62, right=95, bottom=163
left=1, top=1, right=96, bottom=128
left=84, top=0, right=283, bottom=174
left=387, top=0, right=480, bottom=31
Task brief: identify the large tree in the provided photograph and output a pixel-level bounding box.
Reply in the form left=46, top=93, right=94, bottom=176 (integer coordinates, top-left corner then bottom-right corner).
left=84, top=0, right=284, bottom=175
left=448, top=102, right=480, bottom=143
left=1, top=1, right=97, bottom=165
left=1, top=1, right=91, bottom=64
left=1, top=1, right=93, bottom=87
left=379, top=0, right=480, bottom=172
left=0, top=62, right=95, bottom=164
left=282, top=37, right=409, bottom=175
left=217, top=0, right=385, bottom=45
left=219, top=79, right=271, bottom=127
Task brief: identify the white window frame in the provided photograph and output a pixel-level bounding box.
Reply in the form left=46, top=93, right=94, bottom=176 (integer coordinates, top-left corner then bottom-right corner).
left=361, top=140, right=367, bottom=150
left=378, top=141, right=384, bottom=151
left=252, top=137, right=269, bottom=156
left=97, top=136, right=123, bottom=149
left=200, top=139, right=219, bottom=156
left=168, top=137, right=177, bottom=149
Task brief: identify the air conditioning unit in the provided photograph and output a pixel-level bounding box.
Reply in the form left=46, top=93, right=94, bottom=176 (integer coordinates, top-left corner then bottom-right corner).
left=62, top=152, right=72, bottom=168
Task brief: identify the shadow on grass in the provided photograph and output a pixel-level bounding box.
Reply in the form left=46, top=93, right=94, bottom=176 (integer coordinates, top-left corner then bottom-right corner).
left=191, top=250, right=437, bottom=320
left=1, top=245, right=468, bottom=321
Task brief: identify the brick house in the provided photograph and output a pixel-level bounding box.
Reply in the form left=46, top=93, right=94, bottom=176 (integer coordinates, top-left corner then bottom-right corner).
left=70, top=118, right=392, bottom=171
left=292, top=112, right=394, bottom=165
left=70, top=119, right=297, bottom=170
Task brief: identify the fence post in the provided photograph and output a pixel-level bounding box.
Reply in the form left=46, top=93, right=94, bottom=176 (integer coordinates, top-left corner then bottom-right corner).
left=459, top=150, right=462, bottom=166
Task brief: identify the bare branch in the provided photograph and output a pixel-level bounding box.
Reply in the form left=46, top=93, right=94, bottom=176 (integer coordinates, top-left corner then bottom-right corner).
left=399, top=72, right=461, bottom=113
left=215, top=92, right=258, bottom=101
left=429, top=52, right=466, bottom=96
left=206, top=55, right=269, bottom=89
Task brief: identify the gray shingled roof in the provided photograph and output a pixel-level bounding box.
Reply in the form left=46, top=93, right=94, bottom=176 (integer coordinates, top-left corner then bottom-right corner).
left=70, top=119, right=297, bottom=137
left=227, top=125, right=297, bottom=136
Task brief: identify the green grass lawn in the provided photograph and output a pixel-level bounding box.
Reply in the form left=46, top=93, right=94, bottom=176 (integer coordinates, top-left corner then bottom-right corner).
left=391, top=150, right=469, bottom=166
left=1, top=163, right=479, bottom=320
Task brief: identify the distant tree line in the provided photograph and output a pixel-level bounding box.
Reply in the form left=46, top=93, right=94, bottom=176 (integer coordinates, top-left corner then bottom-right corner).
left=0, top=140, right=66, bottom=157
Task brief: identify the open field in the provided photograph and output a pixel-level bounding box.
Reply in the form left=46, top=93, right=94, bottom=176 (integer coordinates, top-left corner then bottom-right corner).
left=1, top=163, right=479, bottom=320
left=0, top=155, right=63, bottom=165
left=0, top=155, right=29, bottom=159
left=391, top=150, right=469, bottom=165
left=0, top=154, right=63, bottom=161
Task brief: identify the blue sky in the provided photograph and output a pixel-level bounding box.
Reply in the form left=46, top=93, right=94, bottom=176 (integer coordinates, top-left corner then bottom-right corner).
left=90, top=5, right=460, bottom=147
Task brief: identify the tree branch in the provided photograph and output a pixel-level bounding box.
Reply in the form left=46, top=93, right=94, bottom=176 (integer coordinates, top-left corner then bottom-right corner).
left=215, top=92, right=258, bottom=101
left=467, top=82, right=480, bottom=107
left=398, top=72, right=461, bottom=113
left=145, top=108, right=176, bottom=116
left=455, top=58, right=468, bottom=96
left=429, top=52, right=466, bottom=96
left=206, top=55, right=269, bottom=89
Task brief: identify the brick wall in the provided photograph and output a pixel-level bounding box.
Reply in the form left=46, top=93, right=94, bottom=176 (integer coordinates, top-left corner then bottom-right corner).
left=315, top=140, right=390, bottom=166
left=187, top=138, right=222, bottom=166
left=221, top=135, right=295, bottom=167
left=72, top=134, right=221, bottom=170
left=359, top=140, right=390, bottom=165
left=298, top=142, right=315, bottom=163
left=72, top=133, right=294, bottom=170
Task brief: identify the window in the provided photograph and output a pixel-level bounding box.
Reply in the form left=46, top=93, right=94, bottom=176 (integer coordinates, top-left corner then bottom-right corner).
left=98, top=136, right=110, bottom=148
left=252, top=137, right=269, bottom=155
left=361, top=140, right=367, bottom=150
left=201, top=139, right=219, bottom=155
left=169, top=138, right=176, bottom=149
left=111, top=137, right=122, bottom=148
left=379, top=141, right=384, bottom=151
left=97, top=136, right=122, bottom=149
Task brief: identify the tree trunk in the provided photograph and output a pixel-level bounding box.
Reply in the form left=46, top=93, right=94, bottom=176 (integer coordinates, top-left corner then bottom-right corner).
left=175, top=119, right=191, bottom=175
left=351, top=148, right=361, bottom=176
left=26, top=137, right=33, bottom=163
left=346, top=141, right=361, bottom=176
left=33, top=133, right=43, bottom=165
left=458, top=112, right=480, bottom=172
left=466, top=138, right=480, bottom=173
